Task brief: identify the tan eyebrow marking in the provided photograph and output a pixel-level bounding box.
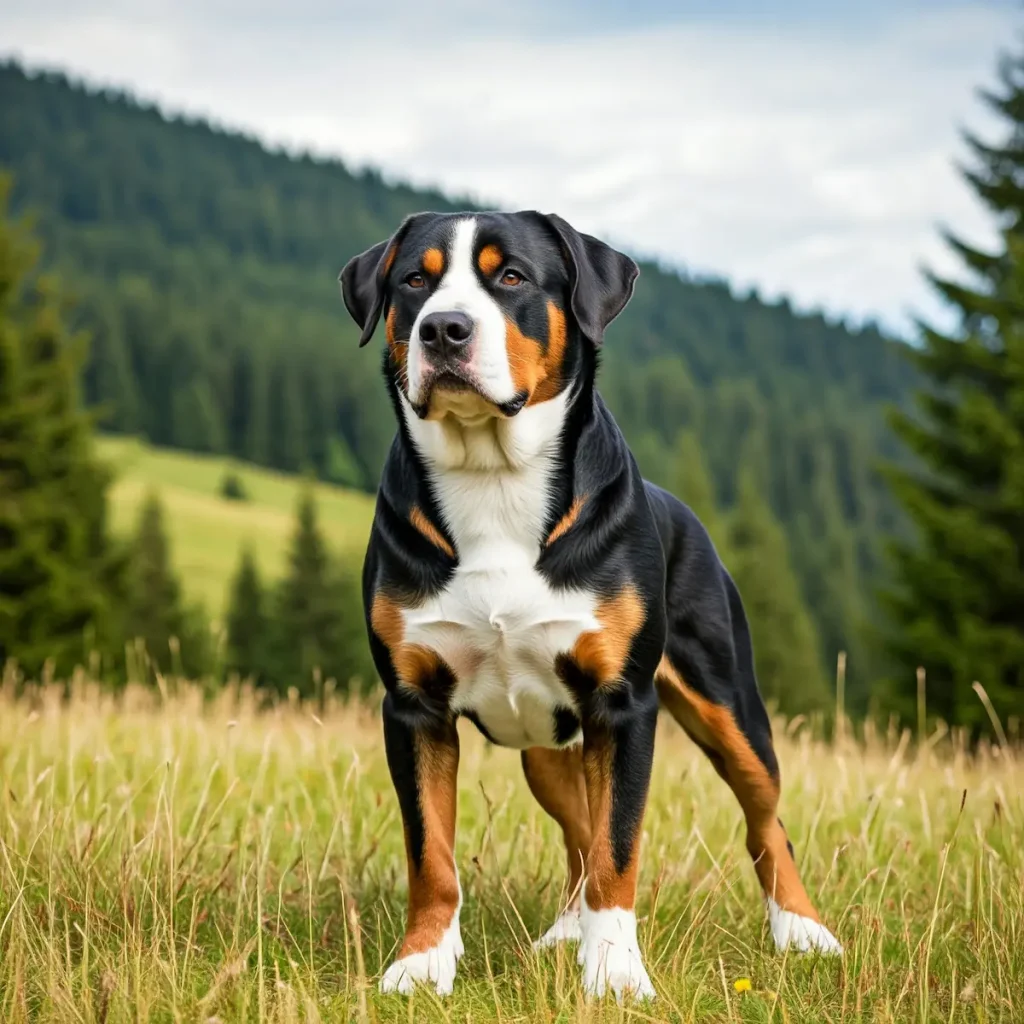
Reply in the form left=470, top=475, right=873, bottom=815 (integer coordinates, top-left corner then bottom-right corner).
left=478, top=244, right=503, bottom=276
left=422, top=248, right=444, bottom=276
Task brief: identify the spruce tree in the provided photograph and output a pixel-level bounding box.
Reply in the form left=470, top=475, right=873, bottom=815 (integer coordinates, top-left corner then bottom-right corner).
left=225, top=545, right=268, bottom=681
left=728, top=463, right=829, bottom=716
left=124, top=490, right=210, bottom=678
left=794, top=447, right=868, bottom=710
left=272, top=486, right=374, bottom=695
left=670, top=429, right=729, bottom=552
left=882, top=50, right=1024, bottom=730
left=0, top=177, right=126, bottom=678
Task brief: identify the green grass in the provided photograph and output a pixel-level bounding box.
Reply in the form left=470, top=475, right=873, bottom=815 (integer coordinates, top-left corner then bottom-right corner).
left=97, top=437, right=376, bottom=617
left=0, top=680, right=1020, bottom=1022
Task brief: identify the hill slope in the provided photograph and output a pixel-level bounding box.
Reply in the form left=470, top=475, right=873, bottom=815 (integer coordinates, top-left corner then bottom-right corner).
left=100, top=437, right=374, bottom=617
left=0, top=61, right=917, bottom=702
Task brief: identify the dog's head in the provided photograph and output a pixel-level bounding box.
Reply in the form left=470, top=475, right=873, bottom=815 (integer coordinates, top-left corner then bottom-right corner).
left=340, top=212, right=638, bottom=421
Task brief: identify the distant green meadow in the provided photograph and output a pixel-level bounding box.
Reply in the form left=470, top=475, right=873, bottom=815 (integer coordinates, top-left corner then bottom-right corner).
left=0, top=680, right=1020, bottom=1022
left=98, top=437, right=375, bottom=617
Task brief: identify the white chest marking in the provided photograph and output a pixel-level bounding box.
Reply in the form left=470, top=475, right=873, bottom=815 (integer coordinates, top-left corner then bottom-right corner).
left=401, top=390, right=590, bottom=748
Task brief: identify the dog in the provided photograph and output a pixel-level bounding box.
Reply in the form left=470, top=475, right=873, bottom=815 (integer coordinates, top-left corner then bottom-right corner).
left=340, top=211, right=842, bottom=1001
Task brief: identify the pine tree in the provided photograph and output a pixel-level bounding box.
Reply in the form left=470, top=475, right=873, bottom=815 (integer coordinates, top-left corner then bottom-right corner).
left=269, top=363, right=305, bottom=473
left=245, top=350, right=270, bottom=466
left=882, top=50, right=1024, bottom=730
left=728, top=463, right=829, bottom=716
left=793, top=446, right=868, bottom=711
left=669, top=429, right=729, bottom=552
left=82, top=301, right=140, bottom=433
left=0, top=176, right=126, bottom=678
left=124, top=490, right=211, bottom=678
left=172, top=378, right=226, bottom=454
left=271, top=485, right=374, bottom=695
left=225, top=545, right=268, bottom=681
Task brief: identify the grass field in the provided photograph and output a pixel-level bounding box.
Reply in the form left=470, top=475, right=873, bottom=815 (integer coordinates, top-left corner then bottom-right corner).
left=0, top=681, right=1020, bottom=1022
left=97, top=437, right=376, bottom=618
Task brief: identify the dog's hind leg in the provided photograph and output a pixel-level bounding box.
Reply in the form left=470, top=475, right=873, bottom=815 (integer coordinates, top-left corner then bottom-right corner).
left=657, top=573, right=842, bottom=955
left=521, top=745, right=592, bottom=948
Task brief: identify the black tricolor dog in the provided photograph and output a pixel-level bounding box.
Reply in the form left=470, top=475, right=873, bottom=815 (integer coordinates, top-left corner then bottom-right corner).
left=340, top=211, right=841, bottom=1000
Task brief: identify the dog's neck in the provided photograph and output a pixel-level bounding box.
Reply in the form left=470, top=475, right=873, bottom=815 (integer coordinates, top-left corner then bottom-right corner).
left=397, top=388, right=576, bottom=551
left=399, top=389, right=572, bottom=475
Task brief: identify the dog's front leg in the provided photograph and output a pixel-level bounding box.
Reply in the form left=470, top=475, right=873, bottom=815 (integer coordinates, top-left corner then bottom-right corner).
left=379, top=691, right=463, bottom=996
left=577, top=681, right=658, bottom=1002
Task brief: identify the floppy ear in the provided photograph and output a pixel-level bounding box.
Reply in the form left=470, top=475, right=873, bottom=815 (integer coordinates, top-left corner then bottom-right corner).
left=543, top=213, right=639, bottom=347
left=340, top=215, right=422, bottom=347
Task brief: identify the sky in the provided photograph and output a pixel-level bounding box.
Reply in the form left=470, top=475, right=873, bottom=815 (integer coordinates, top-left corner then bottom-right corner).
left=0, top=0, right=1017, bottom=335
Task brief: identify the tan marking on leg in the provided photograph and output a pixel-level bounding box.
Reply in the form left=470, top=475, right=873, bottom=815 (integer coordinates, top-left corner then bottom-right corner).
left=545, top=494, right=587, bottom=547
left=409, top=505, right=455, bottom=558
left=571, top=585, right=645, bottom=687
left=655, top=656, right=820, bottom=921
left=422, top=247, right=445, bottom=276
left=477, top=243, right=503, bottom=276
left=371, top=593, right=446, bottom=689
left=523, top=746, right=591, bottom=899
left=582, top=734, right=642, bottom=911
left=402, top=725, right=460, bottom=955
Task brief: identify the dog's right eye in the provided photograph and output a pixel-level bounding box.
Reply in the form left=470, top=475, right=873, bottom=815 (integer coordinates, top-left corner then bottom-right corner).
left=405, top=273, right=426, bottom=289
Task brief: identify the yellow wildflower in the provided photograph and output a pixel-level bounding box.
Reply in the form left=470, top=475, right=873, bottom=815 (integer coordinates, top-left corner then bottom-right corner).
left=734, top=978, right=752, bottom=994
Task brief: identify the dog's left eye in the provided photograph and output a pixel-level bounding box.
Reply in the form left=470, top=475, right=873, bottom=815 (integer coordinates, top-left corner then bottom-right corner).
left=500, top=270, right=523, bottom=286
left=405, top=272, right=426, bottom=289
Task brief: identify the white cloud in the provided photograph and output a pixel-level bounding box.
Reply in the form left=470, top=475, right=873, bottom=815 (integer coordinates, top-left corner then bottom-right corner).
left=0, top=1, right=1013, bottom=334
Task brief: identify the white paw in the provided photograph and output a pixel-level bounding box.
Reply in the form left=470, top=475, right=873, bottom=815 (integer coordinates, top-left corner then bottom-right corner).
left=578, top=890, right=655, bottom=1001
left=534, top=908, right=582, bottom=949
left=379, top=911, right=464, bottom=996
left=767, top=898, right=843, bottom=955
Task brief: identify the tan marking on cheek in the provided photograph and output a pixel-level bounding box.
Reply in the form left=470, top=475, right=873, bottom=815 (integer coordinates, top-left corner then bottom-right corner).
left=655, top=657, right=821, bottom=922
left=530, top=302, right=568, bottom=405
left=477, top=244, right=503, bottom=276
left=570, top=584, right=645, bottom=686
left=504, top=302, right=569, bottom=407
left=401, top=728, right=460, bottom=955
left=385, top=307, right=407, bottom=376
left=382, top=244, right=397, bottom=275
left=582, top=735, right=643, bottom=911
left=523, top=746, right=591, bottom=900
left=504, top=317, right=544, bottom=399
left=410, top=504, right=455, bottom=558
left=370, top=593, right=446, bottom=689
left=545, top=494, right=587, bottom=546
left=422, top=247, right=444, bottom=276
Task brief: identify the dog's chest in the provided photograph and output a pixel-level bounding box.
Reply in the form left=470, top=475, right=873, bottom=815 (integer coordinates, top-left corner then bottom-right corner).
left=401, top=469, right=595, bottom=749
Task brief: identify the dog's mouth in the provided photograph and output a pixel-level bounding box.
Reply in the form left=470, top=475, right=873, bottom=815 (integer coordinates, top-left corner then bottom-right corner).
left=412, top=369, right=527, bottom=421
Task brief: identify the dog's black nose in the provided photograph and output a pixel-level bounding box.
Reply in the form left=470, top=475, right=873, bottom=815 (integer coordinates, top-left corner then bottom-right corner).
left=419, top=311, right=474, bottom=359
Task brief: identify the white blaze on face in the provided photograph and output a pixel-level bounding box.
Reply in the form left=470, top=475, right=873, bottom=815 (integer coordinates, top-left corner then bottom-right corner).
left=406, top=217, right=518, bottom=409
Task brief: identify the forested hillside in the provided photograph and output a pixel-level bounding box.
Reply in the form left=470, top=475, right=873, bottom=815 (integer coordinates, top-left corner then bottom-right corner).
left=0, top=61, right=917, bottom=707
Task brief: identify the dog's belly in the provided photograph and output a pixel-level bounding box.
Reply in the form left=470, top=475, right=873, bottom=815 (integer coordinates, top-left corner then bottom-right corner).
left=401, top=542, right=596, bottom=748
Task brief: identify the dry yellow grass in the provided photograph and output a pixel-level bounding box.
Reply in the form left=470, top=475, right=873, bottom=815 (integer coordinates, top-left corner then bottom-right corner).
left=0, top=677, right=1021, bottom=1022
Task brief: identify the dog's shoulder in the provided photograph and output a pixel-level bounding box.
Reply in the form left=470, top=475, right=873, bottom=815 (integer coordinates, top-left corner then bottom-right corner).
left=363, top=432, right=457, bottom=607
left=535, top=394, right=662, bottom=592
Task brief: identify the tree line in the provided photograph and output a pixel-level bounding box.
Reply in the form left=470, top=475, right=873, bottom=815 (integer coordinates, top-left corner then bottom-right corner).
left=0, top=60, right=919, bottom=710
left=2, top=44, right=1022, bottom=731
